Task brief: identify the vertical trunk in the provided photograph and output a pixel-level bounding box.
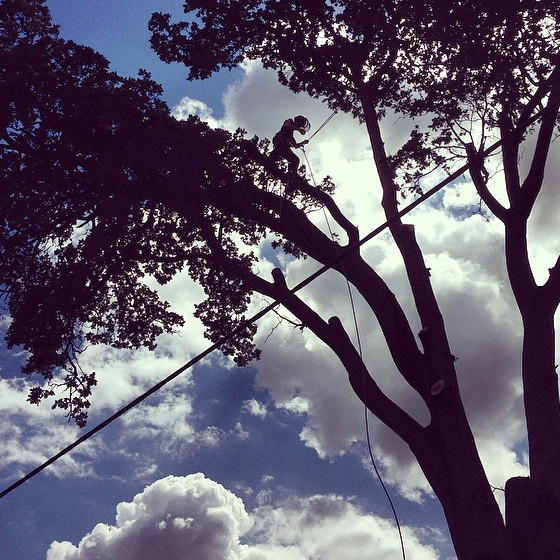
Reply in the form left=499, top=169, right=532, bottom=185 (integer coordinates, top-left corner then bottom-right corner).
left=521, top=304, right=560, bottom=489
left=504, top=215, right=560, bottom=560
left=358, top=91, right=507, bottom=559
left=508, top=307, right=560, bottom=560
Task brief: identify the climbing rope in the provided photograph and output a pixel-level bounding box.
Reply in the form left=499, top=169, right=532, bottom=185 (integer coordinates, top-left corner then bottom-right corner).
left=301, top=146, right=406, bottom=560
left=307, top=110, right=337, bottom=142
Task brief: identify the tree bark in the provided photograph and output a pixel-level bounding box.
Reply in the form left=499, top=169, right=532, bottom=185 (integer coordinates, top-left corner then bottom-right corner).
left=351, top=91, right=508, bottom=559
left=506, top=477, right=560, bottom=560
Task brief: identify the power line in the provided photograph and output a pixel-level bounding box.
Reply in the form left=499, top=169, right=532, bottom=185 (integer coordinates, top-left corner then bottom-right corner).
left=0, top=101, right=551, bottom=502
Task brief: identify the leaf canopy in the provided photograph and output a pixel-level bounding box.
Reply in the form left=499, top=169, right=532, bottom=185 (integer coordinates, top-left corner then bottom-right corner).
left=2, top=0, right=318, bottom=424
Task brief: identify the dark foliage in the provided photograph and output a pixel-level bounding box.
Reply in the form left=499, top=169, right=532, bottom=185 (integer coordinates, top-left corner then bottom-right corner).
left=1, top=0, right=332, bottom=424
left=150, top=0, right=560, bottom=189
left=4, top=1, right=560, bottom=556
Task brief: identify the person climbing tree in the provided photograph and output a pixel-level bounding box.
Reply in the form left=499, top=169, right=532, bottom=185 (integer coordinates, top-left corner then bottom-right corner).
left=269, top=115, right=310, bottom=177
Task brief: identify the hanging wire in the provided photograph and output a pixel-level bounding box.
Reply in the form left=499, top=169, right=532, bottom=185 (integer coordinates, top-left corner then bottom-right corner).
left=0, top=99, right=553, bottom=503
left=302, top=147, right=406, bottom=560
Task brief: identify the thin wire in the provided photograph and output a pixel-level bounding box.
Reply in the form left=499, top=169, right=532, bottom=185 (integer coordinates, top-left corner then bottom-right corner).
left=302, top=147, right=406, bottom=560
left=0, top=101, right=551, bottom=502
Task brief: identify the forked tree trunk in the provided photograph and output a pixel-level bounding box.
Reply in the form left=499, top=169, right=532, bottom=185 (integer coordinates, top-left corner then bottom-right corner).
left=355, top=94, right=507, bottom=559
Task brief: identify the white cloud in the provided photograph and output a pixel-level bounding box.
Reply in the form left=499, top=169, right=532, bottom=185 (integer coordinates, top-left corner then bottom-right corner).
left=0, top=419, right=98, bottom=481
left=250, top=197, right=528, bottom=497
left=46, top=474, right=252, bottom=560
left=246, top=494, right=439, bottom=560
left=233, top=422, right=250, bottom=440
left=119, top=391, right=195, bottom=454
left=46, top=474, right=439, bottom=560
left=195, top=426, right=224, bottom=447
left=277, top=396, right=309, bottom=415
left=172, top=97, right=225, bottom=129
left=242, top=398, right=268, bottom=419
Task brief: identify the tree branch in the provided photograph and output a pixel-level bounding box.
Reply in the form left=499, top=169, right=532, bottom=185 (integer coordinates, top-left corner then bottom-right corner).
left=465, top=143, right=508, bottom=222
left=191, top=218, right=428, bottom=445
left=360, top=95, right=458, bottom=397
left=519, top=89, right=560, bottom=217
left=518, top=62, right=560, bottom=125
left=311, top=186, right=360, bottom=246
left=264, top=267, right=426, bottom=447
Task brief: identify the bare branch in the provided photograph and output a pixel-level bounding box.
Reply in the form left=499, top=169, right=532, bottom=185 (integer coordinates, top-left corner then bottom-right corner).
left=465, top=143, right=508, bottom=222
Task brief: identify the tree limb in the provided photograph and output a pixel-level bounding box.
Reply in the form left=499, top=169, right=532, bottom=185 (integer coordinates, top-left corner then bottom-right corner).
left=519, top=89, right=560, bottom=218
left=465, top=143, right=508, bottom=222
left=262, top=267, right=426, bottom=447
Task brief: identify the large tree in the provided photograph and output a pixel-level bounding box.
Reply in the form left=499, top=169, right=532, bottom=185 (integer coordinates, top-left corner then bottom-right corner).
left=3, top=1, right=560, bottom=558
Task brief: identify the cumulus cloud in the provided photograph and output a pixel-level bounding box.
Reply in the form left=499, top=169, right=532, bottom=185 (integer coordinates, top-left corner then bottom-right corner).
left=47, top=474, right=439, bottom=560
left=46, top=474, right=252, bottom=560
left=251, top=194, right=529, bottom=498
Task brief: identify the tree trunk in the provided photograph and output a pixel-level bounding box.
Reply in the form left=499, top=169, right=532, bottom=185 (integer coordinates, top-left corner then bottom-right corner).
left=506, top=476, right=560, bottom=560
left=356, top=92, right=508, bottom=559
left=411, top=391, right=507, bottom=560
left=520, top=305, right=560, bottom=492
left=507, top=306, right=560, bottom=560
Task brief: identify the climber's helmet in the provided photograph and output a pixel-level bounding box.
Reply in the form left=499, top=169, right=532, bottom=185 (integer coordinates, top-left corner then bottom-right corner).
left=293, top=115, right=311, bottom=134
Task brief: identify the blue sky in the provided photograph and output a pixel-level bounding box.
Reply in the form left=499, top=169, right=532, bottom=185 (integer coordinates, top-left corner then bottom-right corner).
left=4, top=2, right=553, bottom=560
left=47, top=0, right=241, bottom=113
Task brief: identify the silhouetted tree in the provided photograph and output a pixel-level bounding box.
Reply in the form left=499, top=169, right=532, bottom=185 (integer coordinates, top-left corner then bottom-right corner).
left=148, top=3, right=560, bottom=558
left=3, top=1, right=560, bottom=558
left=1, top=0, right=328, bottom=421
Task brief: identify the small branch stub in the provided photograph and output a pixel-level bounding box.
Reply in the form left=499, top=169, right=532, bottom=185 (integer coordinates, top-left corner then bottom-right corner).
left=271, top=267, right=287, bottom=286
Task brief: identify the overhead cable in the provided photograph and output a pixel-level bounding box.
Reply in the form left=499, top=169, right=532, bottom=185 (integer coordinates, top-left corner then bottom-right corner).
left=0, top=101, right=552, bottom=502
